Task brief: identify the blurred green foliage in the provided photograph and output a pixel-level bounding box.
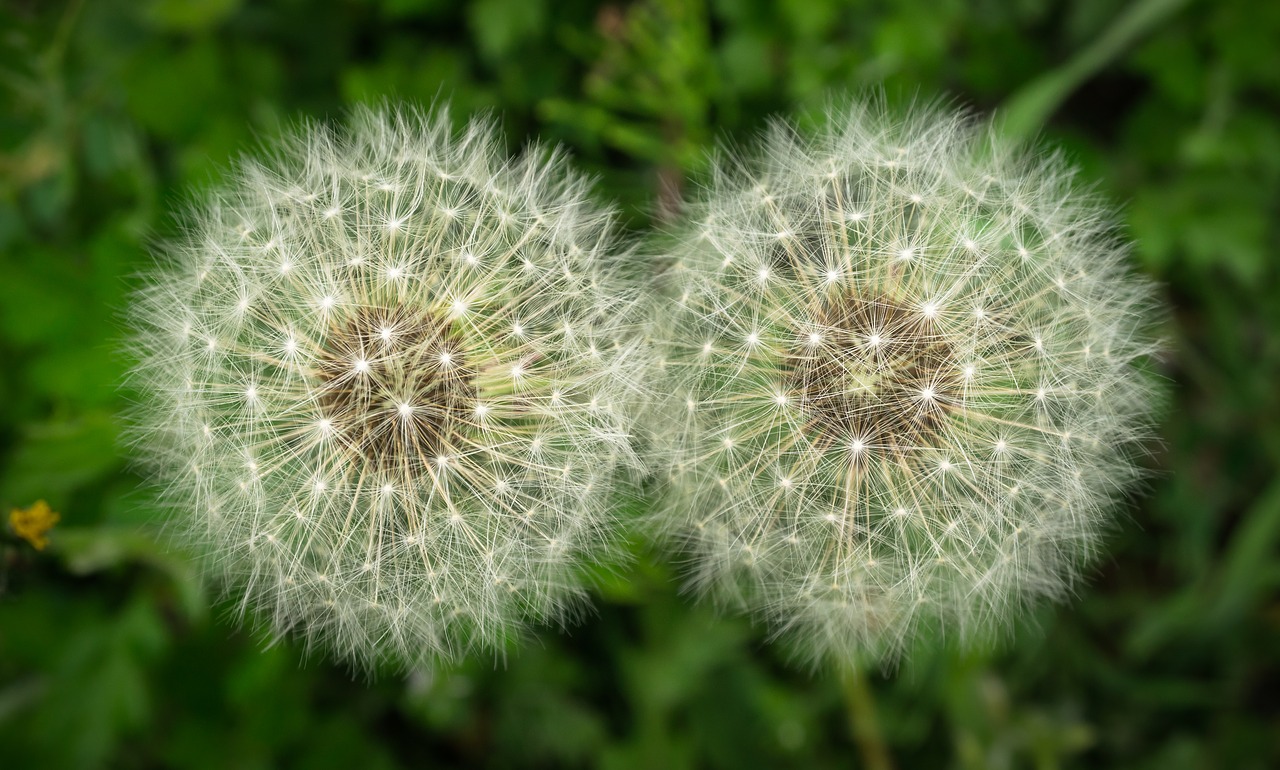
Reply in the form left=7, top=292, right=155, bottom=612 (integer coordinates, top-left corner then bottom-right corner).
left=1, top=0, right=1278, bottom=767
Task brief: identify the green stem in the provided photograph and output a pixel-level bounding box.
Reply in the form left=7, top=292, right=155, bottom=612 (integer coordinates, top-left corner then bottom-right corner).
left=842, top=665, right=894, bottom=770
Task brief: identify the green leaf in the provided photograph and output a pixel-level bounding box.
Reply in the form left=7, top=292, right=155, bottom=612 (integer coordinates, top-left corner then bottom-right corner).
left=0, top=411, right=120, bottom=509
left=466, top=0, right=548, bottom=61
left=1000, top=0, right=1192, bottom=141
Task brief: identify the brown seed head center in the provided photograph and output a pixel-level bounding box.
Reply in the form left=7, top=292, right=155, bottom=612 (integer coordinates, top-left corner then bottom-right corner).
left=785, top=295, right=960, bottom=453
left=316, top=305, right=477, bottom=468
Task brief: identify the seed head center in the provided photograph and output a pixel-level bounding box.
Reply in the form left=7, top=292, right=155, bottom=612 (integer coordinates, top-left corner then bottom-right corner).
left=786, top=295, right=960, bottom=453
left=316, top=305, right=476, bottom=468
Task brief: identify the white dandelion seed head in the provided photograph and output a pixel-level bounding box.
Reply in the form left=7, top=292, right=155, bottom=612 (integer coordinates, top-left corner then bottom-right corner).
left=650, top=99, right=1164, bottom=668
left=126, top=104, right=654, bottom=671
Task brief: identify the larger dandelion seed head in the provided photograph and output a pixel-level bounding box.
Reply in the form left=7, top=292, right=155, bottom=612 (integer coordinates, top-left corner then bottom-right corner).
left=127, top=105, right=651, bottom=670
left=655, top=100, right=1163, bottom=668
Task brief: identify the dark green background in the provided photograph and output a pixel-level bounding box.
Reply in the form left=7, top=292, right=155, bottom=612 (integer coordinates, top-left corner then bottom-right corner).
left=1, top=0, right=1277, bottom=768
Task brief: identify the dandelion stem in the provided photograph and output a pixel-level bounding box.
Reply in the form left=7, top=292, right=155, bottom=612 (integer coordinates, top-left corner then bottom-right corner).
left=842, top=665, right=894, bottom=770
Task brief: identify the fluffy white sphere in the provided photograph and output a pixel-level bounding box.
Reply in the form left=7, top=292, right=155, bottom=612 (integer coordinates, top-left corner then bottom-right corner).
left=128, top=105, right=651, bottom=669
left=654, top=101, right=1163, bottom=667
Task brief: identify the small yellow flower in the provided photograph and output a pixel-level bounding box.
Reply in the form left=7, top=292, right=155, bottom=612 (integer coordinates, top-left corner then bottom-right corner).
left=8, top=500, right=60, bottom=551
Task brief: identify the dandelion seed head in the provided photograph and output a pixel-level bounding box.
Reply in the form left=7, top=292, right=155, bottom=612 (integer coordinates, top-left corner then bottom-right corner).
left=127, top=104, right=653, bottom=671
left=651, top=99, right=1163, bottom=668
